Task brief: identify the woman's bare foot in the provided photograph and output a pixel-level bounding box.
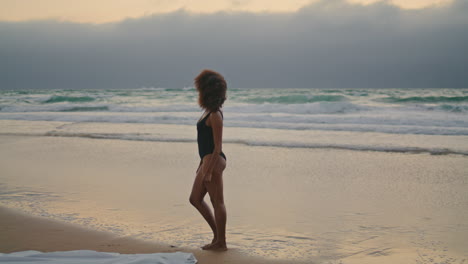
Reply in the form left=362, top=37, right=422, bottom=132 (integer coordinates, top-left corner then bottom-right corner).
left=202, top=241, right=228, bottom=251
left=201, top=238, right=217, bottom=250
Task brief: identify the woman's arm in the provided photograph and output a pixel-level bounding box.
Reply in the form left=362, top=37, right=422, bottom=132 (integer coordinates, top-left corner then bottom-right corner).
left=203, top=111, right=223, bottom=182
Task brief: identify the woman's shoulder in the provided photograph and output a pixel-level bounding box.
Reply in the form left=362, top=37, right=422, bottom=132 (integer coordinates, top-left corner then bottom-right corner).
left=212, top=109, right=223, bottom=119
left=207, top=110, right=224, bottom=126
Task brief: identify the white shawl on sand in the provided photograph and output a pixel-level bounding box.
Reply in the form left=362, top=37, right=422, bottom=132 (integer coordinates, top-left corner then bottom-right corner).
left=0, top=250, right=197, bottom=264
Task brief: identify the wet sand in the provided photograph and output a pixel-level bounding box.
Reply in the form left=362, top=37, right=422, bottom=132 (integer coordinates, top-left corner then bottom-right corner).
left=0, top=134, right=467, bottom=263
left=0, top=206, right=298, bottom=264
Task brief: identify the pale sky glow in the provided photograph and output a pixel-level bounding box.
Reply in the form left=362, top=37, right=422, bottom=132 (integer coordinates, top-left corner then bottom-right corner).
left=0, top=0, right=453, bottom=23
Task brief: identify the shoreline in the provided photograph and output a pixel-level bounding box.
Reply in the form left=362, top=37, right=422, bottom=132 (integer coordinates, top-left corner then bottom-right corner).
left=1, top=119, right=468, bottom=157
left=0, top=206, right=304, bottom=264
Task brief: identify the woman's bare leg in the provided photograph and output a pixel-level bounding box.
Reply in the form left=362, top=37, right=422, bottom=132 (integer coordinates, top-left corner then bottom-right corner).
left=189, top=165, right=218, bottom=243
left=203, top=157, right=227, bottom=251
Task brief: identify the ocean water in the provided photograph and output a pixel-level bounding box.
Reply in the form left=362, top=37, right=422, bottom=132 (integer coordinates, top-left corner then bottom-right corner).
left=1, top=87, right=468, bottom=155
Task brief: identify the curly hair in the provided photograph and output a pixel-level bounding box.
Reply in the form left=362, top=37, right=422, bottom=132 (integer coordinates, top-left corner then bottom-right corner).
left=194, top=69, right=227, bottom=112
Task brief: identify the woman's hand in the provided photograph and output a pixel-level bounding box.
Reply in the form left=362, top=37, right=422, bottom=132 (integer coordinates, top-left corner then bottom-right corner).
left=203, top=159, right=215, bottom=182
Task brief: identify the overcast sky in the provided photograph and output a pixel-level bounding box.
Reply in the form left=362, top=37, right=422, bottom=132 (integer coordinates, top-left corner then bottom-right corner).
left=1, top=0, right=467, bottom=89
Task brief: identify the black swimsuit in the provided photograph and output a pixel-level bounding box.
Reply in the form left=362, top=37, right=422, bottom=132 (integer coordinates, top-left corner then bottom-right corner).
left=197, top=111, right=226, bottom=161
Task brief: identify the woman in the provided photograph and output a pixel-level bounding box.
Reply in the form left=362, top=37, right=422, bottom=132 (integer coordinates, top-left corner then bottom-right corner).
left=189, top=69, right=228, bottom=251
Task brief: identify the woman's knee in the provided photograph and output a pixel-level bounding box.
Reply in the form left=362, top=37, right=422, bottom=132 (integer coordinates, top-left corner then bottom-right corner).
left=189, top=195, right=201, bottom=207
left=214, top=202, right=226, bottom=213
left=210, top=197, right=225, bottom=208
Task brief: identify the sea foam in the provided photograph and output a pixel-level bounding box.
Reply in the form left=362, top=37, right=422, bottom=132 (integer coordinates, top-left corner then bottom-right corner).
left=1, top=88, right=467, bottom=139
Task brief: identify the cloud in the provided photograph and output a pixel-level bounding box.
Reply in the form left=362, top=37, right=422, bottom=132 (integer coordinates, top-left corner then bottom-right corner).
left=1, top=0, right=467, bottom=89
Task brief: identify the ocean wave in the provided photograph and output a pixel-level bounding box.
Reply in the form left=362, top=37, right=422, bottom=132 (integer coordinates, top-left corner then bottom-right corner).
left=42, top=95, right=96, bottom=104
left=409, top=104, right=468, bottom=113
left=226, top=101, right=368, bottom=114
left=243, top=95, right=348, bottom=104
left=0, top=101, right=367, bottom=115
left=1, top=112, right=468, bottom=135
left=2, top=130, right=466, bottom=156
left=380, top=95, right=468, bottom=104
left=61, top=106, right=109, bottom=112
left=1, top=88, right=468, bottom=137
left=227, top=122, right=468, bottom=135
left=231, top=139, right=468, bottom=156
left=438, top=104, right=468, bottom=113
left=0, top=103, right=199, bottom=113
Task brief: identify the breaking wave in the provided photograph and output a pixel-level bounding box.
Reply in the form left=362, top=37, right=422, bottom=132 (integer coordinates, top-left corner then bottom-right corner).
left=380, top=95, right=468, bottom=104
left=43, top=96, right=96, bottom=103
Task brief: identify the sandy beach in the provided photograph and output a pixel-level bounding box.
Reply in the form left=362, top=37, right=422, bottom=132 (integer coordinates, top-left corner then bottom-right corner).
left=0, top=206, right=299, bottom=264
left=1, top=126, right=467, bottom=263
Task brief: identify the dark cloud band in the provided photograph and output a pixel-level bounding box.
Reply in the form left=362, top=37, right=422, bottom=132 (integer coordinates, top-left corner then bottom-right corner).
left=1, top=0, right=467, bottom=89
